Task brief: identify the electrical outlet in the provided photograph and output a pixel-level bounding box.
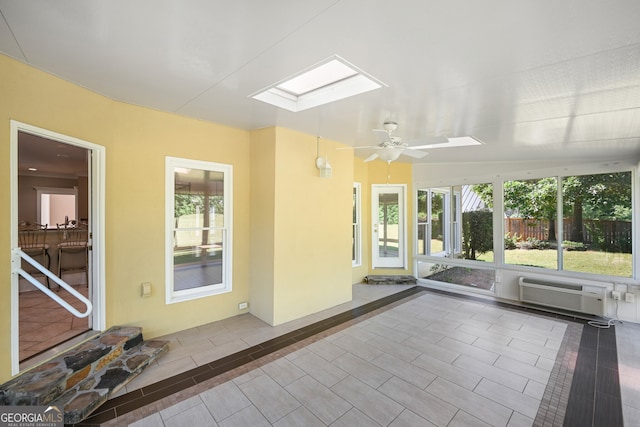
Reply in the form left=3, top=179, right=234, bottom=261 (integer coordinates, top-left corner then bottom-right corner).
left=625, top=292, right=635, bottom=303
left=612, top=291, right=621, bottom=301
left=238, top=302, right=248, bottom=310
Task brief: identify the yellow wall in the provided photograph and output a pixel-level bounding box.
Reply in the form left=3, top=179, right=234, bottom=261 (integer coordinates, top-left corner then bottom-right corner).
left=0, top=54, right=363, bottom=381
left=1, top=55, right=113, bottom=381
left=0, top=55, right=252, bottom=381
left=270, top=128, right=353, bottom=325
left=352, top=158, right=370, bottom=284
left=249, top=127, right=277, bottom=323
left=105, top=103, right=252, bottom=333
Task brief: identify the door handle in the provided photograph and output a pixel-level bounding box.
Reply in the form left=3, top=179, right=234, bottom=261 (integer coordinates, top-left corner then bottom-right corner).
left=373, top=224, right=378, bottom=233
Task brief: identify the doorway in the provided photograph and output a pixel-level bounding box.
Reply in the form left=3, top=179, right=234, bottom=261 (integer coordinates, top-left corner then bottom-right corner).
left=10, top=121, right=105, bottom=374
left=372, top=185, right=406, bottom=269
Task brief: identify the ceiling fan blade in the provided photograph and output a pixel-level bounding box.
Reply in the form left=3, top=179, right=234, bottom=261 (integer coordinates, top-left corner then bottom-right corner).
left=404, top=135, right=449, bottom=146
left=353, top=145, right=381, bottom=150
left=364, top=153, right=379, bottom=162
left=336, top=145, right=381, bottom=150
left=400, top=148, right=429, bottom=159
left=372, top=129, right=392, bottom=144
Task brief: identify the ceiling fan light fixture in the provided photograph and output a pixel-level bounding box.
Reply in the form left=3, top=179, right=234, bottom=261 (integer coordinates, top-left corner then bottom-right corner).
left=376, top=146, right=404, bottom=162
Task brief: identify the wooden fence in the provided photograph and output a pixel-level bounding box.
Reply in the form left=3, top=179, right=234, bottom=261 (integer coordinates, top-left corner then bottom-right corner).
left=504, top=218, right=632, bottom=251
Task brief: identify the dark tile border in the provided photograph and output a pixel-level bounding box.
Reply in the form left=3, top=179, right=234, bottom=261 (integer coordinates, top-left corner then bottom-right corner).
left=563, top=324, right=623, bottom=427
left=76, top=285, right=624, bottom=426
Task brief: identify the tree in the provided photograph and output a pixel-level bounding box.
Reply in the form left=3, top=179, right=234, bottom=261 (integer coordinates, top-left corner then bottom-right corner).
left=473, top=172, right=632, bottom=245
left=473, top=178, right=558, bottom=241
left=563, top=172, right=631, bottom=242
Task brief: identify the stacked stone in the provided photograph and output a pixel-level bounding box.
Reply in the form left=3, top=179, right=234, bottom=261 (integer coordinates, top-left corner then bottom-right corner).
left=364, top=275, right=417, bottom=285
left=0, top=325, right=168, bottom=424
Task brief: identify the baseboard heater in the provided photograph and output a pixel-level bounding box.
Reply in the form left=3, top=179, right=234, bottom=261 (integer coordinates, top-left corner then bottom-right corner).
left=518, top=277, right=606, bottom=316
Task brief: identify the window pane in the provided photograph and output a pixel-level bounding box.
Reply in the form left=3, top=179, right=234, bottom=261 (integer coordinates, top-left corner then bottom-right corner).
left=460, top=184, right=493, bottom=262
left=174, top=170, right=224, bottom=227
left=173, top=231, right=224, bottom=290
left=562, top=172, right=632, bottom=277
left=378, top=193, right=399, bottom=258
left=173, top=167, right=225, bottom=292
left=352, top=186, right=357, bottom=224
left=352, top=184, right=361, bottom=265
left=417, top=190, right=428, bottom=255
left=430, top=192, right=445, bottom=254
left=503, top=177, right=558, bottom=269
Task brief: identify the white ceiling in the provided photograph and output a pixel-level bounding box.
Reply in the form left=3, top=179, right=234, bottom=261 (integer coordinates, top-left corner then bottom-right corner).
left=2, top=0, right=640, bottom=165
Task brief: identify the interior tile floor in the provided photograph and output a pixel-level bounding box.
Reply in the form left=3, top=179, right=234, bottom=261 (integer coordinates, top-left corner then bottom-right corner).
left=66, top=284, right=640, bottom=426
left=18, top=281, right=89, bottom=363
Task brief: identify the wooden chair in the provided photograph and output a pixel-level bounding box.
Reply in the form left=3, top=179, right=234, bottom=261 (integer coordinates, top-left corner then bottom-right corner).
left=57, top=220, right=89, bottom=285
left=18, top=221, right=51, bottom=289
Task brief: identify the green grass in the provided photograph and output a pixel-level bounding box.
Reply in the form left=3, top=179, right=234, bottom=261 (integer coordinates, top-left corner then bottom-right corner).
left=476, top=249, right=631, bottom=277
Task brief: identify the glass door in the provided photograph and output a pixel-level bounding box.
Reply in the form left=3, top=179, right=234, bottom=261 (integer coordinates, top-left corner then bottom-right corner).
left=372, top=185, right=406, bottom=268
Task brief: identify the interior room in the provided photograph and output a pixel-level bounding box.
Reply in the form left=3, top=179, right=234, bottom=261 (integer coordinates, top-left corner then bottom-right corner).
left=1, top=1, right=639, bottom=426
left=16, top=132, right=91, bottom=361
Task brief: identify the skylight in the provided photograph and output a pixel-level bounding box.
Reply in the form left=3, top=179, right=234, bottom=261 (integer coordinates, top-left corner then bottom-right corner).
left=251, top=56, right=386, bottom=112
left=411, top=136, right=484, bottom=150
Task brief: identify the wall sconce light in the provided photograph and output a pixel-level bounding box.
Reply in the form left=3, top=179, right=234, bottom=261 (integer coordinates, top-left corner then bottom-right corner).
left=315, top=156, right=332, bottom=178
left=315, top=136, right=332, bottom=178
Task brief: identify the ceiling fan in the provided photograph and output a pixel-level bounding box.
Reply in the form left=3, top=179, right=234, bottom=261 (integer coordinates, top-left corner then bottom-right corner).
left=358, top=121, right=449, bottom=163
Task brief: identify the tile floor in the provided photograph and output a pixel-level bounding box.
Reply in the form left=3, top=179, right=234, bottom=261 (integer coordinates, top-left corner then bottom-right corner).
left=115, top=285, right=419, bottom=396
left=616, top=322, right=640, bottom=425
left=18, top=282, right=90, bottom=363
left=72, top=283, right=640, bottom=427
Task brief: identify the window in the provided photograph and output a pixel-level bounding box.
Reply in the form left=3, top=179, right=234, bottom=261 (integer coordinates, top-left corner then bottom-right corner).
left=503, top=177, right=559, bottom=270
left=166, top=157, right=232, bottom=303
left=561, top=172, right=632, bottom=277
left=417, top=169, right=633, bottom=282
left=501, top=171, right=632, bottom=277
left=417, top=184, right=493, bottom=262
left=352, top=183, right=362, bottom=266
left=35, top=187, right=78, bottom=228
left=459, top=184, right=493, bottom=262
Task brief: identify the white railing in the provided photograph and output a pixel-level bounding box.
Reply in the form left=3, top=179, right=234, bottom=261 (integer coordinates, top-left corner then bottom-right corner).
left=12, top=247, right=93, bottom=318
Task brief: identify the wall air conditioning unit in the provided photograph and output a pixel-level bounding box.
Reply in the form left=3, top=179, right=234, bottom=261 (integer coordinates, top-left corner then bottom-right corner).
left=519, top=277, right=606, bottom=316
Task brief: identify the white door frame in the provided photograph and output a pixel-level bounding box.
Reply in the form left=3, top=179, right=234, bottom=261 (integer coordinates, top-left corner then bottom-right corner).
left=372, top=184, right=407, bottom=269
left=9, top=120, right=106, bottom=375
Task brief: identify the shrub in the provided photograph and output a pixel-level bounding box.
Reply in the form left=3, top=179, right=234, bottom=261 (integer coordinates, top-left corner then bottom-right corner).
left=563, top=240, right=585, bottom=251
left=518, top=237, right=551, bottom=250
left=504, top=232, right=519, bottom=250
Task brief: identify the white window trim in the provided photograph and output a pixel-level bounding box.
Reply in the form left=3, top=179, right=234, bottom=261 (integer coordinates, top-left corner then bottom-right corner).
left=165, top=156, right=233, bottom=304
left=352, top=182, right=362, bottom=267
